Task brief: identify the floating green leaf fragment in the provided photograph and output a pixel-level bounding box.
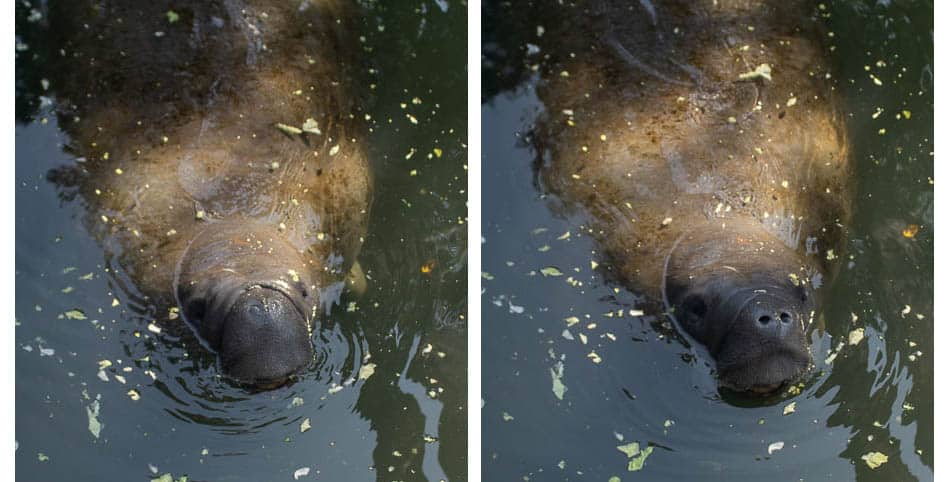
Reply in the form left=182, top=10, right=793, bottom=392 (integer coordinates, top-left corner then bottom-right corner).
left=627, top=446, right=653, bottom=471
left=738, top=63, right=772, bottom=81
left=275, top=123, right=303, bottom=135
left=538, top=245, right=551, bottom=252
left=166, top=11, right=179, bottom=23
left=358, top=363, right=377, bottom=380
left=550, top=366, right=567, bottom=400
left=848, top=328, right=865, bottom=346
left=64, top=309, right=87, bottom=320
left=291, top=397, right=304, bottom=408
left=617, top=442, right=654, bottom=471
left=502, top=412, right=514, bottom=421
left=151, top=475, right=186, bottom=482
left=79, top=272, right=94, bottom=280
left=481, top=272, right=494, bottom=280
left=37, top=452, right=49, bottom=462
left=540, top=267, right=563, bottom=277
left=564, top=316, right=580, bottom=327
left=783, top=401, right=796, bottom=415
left=300, top=417, right=311, bottom=433
left=608, top=477, right=621, bottom=482
left=61, top=286, right=74, bottom=294
left=616, top=442, right=641, bottom=458
left=86, top=400, right=102, bottom=439
left=862, top=451, right=888, bottom=469
left=557, top=231, right=571, bottom=240
left=301, top=118, right=322, bottom=135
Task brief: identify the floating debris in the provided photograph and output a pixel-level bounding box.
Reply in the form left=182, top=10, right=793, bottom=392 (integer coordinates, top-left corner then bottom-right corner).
left=86, top=398, right=102, bottom=439
left=301, top=118, right=321, bottom=135
left=738, top=64, right=772, bottom=82
left=300, top=418, right=312, bottom=433
left=768, top=441, right=784, bottom=455
left=616, top=442, right=654, bottom=471
left=540, top=267, right=563, bottom=277
left=550, top=363, right=567, bottom=400
left=848, top=328, right=865, bottom=346
left=861, top=451, right=888, bottom=469
left=64, top=310, right=87, bottom=320
left=902, top=224, right=920, bottom=238
left=358, top=363, right=377, bottom=381
left=293, top=467, right=310, bottom=480
left=275, top=123, right=303, bottom=135
left=783, top=402, right=796, bottom=416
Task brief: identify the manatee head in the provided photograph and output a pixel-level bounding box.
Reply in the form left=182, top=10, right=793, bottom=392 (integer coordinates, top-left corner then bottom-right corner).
left=664, top=224, right=817, bottom=394
left=176, top=226, right=319, bottom=389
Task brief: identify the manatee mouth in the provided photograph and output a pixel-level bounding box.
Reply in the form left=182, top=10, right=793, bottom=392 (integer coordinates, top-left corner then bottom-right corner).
left=715, top=345, right=811, bottom=394
left=218, top=284, right=314, bottom=388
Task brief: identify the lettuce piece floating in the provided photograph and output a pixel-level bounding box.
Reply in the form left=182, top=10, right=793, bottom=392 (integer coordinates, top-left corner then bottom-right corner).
left=301, top=118, right=322, bottom=135
left=86, top=399, right=102, bottom=439
left=540, top=267, right=563, bottom=277
left=550, top=364, right=567, bottom=400
left=862, top=452, right=888, bottom=469
left=738, top=63, right=772, bottom=81
left=275, top=123, right=303, bottom=135
left=617, top=442, right=653, bottom=471
left=64, top=309, right=87, bottom=320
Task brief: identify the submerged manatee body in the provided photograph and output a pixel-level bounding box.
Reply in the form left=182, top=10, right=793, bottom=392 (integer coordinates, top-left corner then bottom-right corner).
left=530, top=0, right=851, bottom=393
left=41, top=0, right=371, bottom=387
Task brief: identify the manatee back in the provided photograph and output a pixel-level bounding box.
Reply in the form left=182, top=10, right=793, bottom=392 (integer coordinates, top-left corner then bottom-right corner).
left=530, top=0, right=851, bottom=292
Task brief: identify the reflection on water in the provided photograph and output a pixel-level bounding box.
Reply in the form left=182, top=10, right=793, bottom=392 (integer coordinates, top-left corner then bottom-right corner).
left=482, top=0, right=931, bottom=481
left=16, top=1, right=466, bottom=481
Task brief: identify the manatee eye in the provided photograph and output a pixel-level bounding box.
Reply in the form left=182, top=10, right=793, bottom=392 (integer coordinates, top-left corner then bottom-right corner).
left=681, top=294, right=707, bottom=326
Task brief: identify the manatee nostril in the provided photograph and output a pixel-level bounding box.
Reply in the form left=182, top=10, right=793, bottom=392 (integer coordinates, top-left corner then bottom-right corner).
left=780, top=312, right=792, bottom=324
left=757, top=314, right=772, bottom=325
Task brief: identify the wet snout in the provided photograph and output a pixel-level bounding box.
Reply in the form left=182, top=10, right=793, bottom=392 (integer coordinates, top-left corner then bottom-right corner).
left=714, top=291, right=811, bottom=394
left=219, top=286, right=313, bottom=387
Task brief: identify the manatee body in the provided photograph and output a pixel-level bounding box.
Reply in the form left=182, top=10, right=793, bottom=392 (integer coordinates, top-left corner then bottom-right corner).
left=532, top=0, right=850, bottom=392
left=43, top=0, right=371, bottom=387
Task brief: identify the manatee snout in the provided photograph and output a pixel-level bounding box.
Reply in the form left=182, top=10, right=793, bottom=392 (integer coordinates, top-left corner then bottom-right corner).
left=673, top=269, right=814, bottom=395
left=218, top=286, right=314, bottom=387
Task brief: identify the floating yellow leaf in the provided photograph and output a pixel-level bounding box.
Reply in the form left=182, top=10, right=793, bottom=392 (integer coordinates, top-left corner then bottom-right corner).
left=861, top=451, right=888, bottom=469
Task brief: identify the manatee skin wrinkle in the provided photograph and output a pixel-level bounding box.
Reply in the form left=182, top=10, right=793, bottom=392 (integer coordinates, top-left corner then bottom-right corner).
left=527, top=0, right=851, bottom=393
left=43, top=0, right=371, bottom=387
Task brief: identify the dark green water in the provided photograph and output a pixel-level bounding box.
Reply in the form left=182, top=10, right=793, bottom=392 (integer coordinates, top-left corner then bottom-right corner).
left=481, top=1, right=932, bottom=481
left=15, top=2, right=467, bottom=481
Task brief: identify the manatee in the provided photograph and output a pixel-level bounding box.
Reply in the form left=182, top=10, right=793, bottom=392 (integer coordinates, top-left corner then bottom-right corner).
left=39, top=0, right=371, bottom=388
left=526, top=0, right=851, bottom=393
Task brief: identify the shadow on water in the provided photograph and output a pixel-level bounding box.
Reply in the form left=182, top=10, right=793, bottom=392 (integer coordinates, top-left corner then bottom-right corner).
left=482, top=0, right=931, bottom=481
left=15, top=1, right=466, bottom=481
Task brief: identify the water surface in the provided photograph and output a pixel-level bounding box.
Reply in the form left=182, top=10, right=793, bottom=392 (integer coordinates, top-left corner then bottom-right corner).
left=15, top=1, right=467, bottom=481
left=481, top=1, right=932, bottom=480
